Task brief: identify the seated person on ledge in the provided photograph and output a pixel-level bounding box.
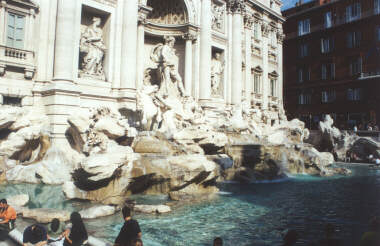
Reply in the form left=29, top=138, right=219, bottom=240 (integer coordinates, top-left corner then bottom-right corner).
left=0, top=199, right=16, bottom=231
left=23, top=224, right=48, bottom=246
left=47, top=218, right=66, bottom=245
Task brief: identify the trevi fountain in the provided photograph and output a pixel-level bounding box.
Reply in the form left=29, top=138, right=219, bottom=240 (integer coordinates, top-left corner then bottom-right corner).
left=0, top=0, right=379, bottom=245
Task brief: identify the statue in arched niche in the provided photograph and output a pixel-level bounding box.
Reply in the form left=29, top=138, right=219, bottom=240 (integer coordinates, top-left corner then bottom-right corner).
left=80, top=17, right=106, bottom=80
left=150, top=36, right=186, bottom=98
left=211, top=52, right=224, bottom=96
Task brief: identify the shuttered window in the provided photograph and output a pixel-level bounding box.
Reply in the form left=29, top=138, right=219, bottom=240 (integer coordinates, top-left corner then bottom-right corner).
left=6, top=12, right=25, bottom=49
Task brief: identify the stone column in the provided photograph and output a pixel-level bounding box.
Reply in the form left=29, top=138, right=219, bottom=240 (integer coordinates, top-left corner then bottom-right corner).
left=229, top=0, right=244, bottom=105
left=183, top=33, right=196, bottom=96
left=199, top=0, right=212, bottom=103
left=120, top=0, right=138, bottom=93
left=136, top=5, right=152, bottom=89
left=277, top=29, right=284, bottom=106
left=53, top=0, right=77, bottom=82
left=0, top=1, right=6, bottom=45
left=244, top=14, right=253, bottom=104
left=261, top=22, right=270, bottom=110
left=226, top=10, right=232, bottom=103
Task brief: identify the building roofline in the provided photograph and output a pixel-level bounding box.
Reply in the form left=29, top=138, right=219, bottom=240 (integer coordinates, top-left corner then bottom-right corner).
left=282, top=0, right=339, bottom=19
left=247, top=0, right=285, bottom=22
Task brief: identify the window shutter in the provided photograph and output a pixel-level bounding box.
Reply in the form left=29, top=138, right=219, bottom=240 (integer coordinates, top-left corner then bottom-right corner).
left=6, top=13, right=15, bottom=47
left=357, top=3, right=361, bottom=18
left=298, top=21, right=302, bottom=36
left=14, top=15, right=25, bottom=49
left=347, top=33, right=352, bottom=48
left=322, top=64, right=326, bottom=79
left=331, top=63, right=335, bottom=79
left=346, top=6, right=351, bottom=22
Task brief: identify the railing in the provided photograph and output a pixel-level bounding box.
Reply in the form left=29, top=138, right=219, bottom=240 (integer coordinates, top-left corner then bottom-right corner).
left=0, top=45, right=34, bottom=66
left=252, top=93, right=263, bottom=100
left=286, top=9, right=380, bottom=40
left=359, top=71, right=380, bottom=79
left=0, top=45, right=35, bottom=78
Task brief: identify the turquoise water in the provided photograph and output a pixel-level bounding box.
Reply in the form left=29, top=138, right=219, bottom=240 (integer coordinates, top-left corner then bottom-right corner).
left=2, top=164, right=380, bottom=245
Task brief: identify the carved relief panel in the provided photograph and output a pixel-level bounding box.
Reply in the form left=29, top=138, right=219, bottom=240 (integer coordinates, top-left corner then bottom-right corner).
left=212, top=0, right=226, bottom=33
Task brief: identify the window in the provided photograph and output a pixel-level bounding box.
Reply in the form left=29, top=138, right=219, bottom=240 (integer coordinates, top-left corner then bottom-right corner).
left=6, top=12, right=25, bottom=49
left=350, top=57, right=362, bottom=75
left=346, top=3, right=361, bottom=22
left=270, top=79, right=277, bottom=97
left=375, top=0, right=380, bottom=14
left=299, top=43, right=308, bottom=57
left=321, top=63, right=335, bottom=80
left=298, top=92, right=312, bottom=105
left=347, top=88, right=363, bottom=101
left=298, top=67, right=310, bottom=82
left=321, top=37, right=333, bottom=53
left=347, top=31, right=361, bottom=48
left=253, top=74, right=261, bottom=93
left=3, top=96, right=21, bottom=106
left=298, top=19, right=310, bottom=36
left=322, top=90, right=336, bottom=103
left=324, top=12, right=332, bottom=28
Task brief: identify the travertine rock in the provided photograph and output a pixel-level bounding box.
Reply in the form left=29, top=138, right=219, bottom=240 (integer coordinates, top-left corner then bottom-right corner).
left=6, top=194, right=29, bottom=207
left=134, top=204, right=171, bottom=214
left=79, top=205, right=116, bottom=219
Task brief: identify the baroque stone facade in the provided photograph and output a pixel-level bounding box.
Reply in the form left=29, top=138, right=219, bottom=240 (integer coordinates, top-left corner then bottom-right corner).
left=0, top=0, right=284, bottom=143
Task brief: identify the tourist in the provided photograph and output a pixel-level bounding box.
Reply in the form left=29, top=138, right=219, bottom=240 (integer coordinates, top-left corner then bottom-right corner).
left=282, top=230, right=298, bottom=246
left=360, top=217, right=380, bottom=246
left=317, top=223, right=341, bottom=246
left=131, top=238, right=143, bottom=246
left=47, top=218, right=65, bottom=245
left=63, top=212, right=88, bottom=246
left=345, top=151, right=351, bottom=163
left=375, top=158, right=380, bottom=166
left=0, top=199, right=16, bottom=231
left=114, top=206, right=141, bottom=246
left=23, top=224, right=48, bottom=246
left=353, top=125, right=358, bottom=133
left=213, top=237, right=223, bottom=246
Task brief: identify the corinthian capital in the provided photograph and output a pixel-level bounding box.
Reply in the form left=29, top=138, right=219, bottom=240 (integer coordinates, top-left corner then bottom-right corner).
left=244, top=14, right=254, bottom=29
left=182, top=33, right=197, bottom=41
left=227, top=0, right=245, bottom=14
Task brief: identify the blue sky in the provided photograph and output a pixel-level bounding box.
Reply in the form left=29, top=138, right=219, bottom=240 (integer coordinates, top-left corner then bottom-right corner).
left=281, top=0, right=313, bottom=11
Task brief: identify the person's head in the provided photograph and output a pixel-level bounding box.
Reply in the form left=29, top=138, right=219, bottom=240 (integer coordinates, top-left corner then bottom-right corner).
left=132, top=238, right=143, bottom=246
left=31, top=225, right=45, bottom=239
left=283, top=230, right=298, bottom=245
left=214, top=53, right=221, bottom=59
left=213, top=237, right=223, bottom=246
left=0, top=199, right=8, bottom=210
left=122, top=206, right=131, bottom=220
left=324, top=223, right=335, bottom=238
left=51, top=218, right=60, bottom=232
left=70, top=212, right=83, bottom=226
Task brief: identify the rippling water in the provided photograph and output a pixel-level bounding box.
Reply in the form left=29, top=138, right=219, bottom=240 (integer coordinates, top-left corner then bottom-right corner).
left=2, top=164, right=380, bottom=246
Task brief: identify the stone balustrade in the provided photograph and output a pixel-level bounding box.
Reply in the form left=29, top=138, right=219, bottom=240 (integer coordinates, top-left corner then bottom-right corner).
left=0, top=45, right=35, bottom=79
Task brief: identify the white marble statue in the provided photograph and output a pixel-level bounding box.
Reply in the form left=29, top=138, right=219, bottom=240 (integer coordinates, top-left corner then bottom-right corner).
left=211, top=52, right=224, bottom=96
left=80, top=17, right=106, bottom=80
left=151, top=36, right=186, bottom=98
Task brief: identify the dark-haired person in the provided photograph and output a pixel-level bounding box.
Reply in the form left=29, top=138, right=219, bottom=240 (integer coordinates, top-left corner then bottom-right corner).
left=63, top=212, right=88, bottom=246
left=47, top=218, right=65, bottom=245
left=213, top=237, right=223, bottom=246
left=23, top=224, right=48, bottom=246
left=0, top=199, right=16, bottom=231
left=360, top=217, right=380, bottom=246
left=114, top=206, right=141, bottom=246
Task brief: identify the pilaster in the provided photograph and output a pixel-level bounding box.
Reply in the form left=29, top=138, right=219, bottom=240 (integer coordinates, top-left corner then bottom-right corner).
left=183, top=33, right=197, bottom=97
left=244, top=13, right=253, bottom=103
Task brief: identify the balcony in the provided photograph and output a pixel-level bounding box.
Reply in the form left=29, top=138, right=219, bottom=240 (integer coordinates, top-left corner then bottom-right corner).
left=359, top=71, right=380, bottom=80
left=0, top=45, right=35, bottom=79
